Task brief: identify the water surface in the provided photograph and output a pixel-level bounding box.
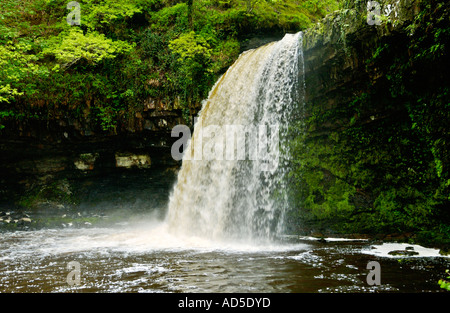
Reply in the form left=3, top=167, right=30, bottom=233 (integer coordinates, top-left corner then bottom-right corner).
left=1, top=219, right=448, bottom=293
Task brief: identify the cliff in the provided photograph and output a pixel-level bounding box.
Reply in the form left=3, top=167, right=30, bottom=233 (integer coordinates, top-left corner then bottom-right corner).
left=289, top=0, right=449, bottom=246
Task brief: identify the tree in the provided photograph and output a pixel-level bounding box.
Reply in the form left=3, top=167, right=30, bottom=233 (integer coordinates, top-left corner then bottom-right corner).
left=42, top=28, right=134, bottom=69
left=169, top=31, right=214, bottom=111
left=187, top=0, right=194, bottom=29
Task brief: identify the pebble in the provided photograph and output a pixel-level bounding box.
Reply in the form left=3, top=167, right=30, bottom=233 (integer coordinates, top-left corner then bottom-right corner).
left=1, top=209, right=106, bottom=230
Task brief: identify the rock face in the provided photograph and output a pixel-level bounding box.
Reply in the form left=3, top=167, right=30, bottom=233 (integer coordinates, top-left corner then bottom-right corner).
left=293, top=2, right=423, bottom=230
left=302, top=0, right=419, bottom=117
left=289, top=0, right=450, bottom=239
left=0, top=133, right=180, bottom=210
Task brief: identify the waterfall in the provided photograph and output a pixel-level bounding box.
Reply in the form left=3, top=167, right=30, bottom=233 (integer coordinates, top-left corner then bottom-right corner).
left=166, top=32, right=305, bottom=243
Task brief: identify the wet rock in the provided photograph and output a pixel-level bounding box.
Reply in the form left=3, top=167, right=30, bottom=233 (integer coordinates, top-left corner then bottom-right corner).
left=388, top=249, right=419, bottom=256
left=115, top=152, right=151, bottom=169
left=32, top=157, right=69, bottom=174
left=74, top=153, right=99, bottom=171
left=143, top=119, right=155, bottom=131
left=240, top=33, right=285, bottom=52
left=1, top=212, right=32, bottom=226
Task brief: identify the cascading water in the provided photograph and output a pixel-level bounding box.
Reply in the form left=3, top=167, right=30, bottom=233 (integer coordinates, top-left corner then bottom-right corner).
left=166, top=32, right=305, bottom=243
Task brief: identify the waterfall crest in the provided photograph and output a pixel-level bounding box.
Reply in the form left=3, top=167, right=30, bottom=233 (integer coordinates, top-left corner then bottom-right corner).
left=166, top=32, right=305, bottom=243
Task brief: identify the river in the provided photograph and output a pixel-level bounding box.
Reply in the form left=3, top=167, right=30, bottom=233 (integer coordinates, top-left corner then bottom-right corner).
left=1, top=216, right=448, bottom=293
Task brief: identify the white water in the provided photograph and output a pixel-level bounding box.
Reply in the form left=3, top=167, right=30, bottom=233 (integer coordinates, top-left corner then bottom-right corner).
left=362, top=243, right=449, bottom=258
left=0, top=220, right=307, bottom=263
left=166, top=32, right=304, bottom=243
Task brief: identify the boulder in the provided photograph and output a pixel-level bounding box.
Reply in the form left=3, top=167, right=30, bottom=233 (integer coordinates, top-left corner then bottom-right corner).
left=74, top=153, right=99, bottom=171
left=388, top=249, right=419, bottom=256
left=115, top=152, right=151, bottom=169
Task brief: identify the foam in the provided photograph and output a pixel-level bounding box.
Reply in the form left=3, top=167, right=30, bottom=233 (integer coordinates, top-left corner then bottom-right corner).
left=361, top=242, right=448, bottom=258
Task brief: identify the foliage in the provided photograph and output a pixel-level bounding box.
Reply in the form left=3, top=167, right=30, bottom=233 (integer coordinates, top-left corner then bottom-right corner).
left=169, top=31, right=214, bottom=107
left=42, top=28, right=134, bottom=69
left=0, top=40, right=49, bottom=102
left=287, top=0, right=450, bottom=243
left=18, top=179, right=76, bottom=209
left=0, top=0, right=339, bottom=131
left=439, top=270, right=450, bottom=291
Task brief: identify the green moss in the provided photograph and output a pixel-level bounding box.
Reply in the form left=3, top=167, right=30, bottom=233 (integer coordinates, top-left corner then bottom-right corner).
left=288, top=0, right=450, bottom=242
left=18, top=179, right=76, bottom=210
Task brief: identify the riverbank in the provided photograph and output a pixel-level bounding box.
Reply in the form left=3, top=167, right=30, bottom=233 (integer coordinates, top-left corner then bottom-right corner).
left=0, top=166, right=178, bottom=232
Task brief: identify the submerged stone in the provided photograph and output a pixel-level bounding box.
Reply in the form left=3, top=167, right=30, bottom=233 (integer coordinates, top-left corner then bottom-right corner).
left=387, top=250, right=419, bottom=256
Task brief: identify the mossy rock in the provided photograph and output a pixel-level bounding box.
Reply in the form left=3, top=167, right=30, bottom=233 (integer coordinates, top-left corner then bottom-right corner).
left=388, top=249, right=420, bottom=256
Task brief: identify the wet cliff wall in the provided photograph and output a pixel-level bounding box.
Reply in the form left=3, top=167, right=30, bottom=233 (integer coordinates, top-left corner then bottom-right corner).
left=290, top=0, right=449, bottom=245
